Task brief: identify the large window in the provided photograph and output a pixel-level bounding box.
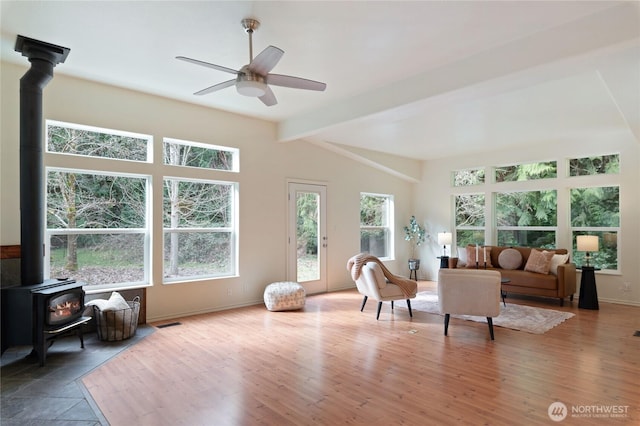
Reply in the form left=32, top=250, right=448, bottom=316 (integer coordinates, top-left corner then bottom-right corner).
left=493, top=161, right=558, bottom=247
left=451, top=153, right=621, bottom=272
left=454, top=194, right=485, bottom=246
left=162, top=139, right=239, bottom=282
left=163, top=178, right=236, bottom=281
left=46, top=122, right=151, bottom=290
left=45, top=121, right=239, bottom=290
left=569, top=154, right=619, bottom=271
left=47, top=170, right=148, bottom=288
left=496, top=190, right=557, bottom=247
left=570, top=186, right=619, bottom=270
left=453, top=169, right=486, bottom=246
left=360, top=193, right=393, bottom=258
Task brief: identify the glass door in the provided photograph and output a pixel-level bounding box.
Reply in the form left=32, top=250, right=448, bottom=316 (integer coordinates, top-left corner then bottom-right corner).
left=287, top=182, right=327, bottom=294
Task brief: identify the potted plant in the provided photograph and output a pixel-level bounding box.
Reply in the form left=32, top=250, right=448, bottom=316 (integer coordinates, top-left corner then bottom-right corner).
left=404, top=216, right=426, bottom=270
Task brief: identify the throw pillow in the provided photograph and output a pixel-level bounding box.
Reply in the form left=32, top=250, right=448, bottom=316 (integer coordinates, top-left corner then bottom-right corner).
left=465, top=246, right=493, bottom=268
left=456, top=246, right=467, bottom=267
left=524, top=249, right=555, bottom=274
left=550, top=253, right=569, bottom=276
left=102, top=291, right=131, bottom=312
left=498, top=248, right=523, bottom=270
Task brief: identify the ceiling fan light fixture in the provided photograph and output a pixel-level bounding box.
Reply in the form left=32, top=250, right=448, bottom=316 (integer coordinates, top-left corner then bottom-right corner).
left=177, top=18, right=326, bottom=106
left=236, top=78, right=266, bottom=97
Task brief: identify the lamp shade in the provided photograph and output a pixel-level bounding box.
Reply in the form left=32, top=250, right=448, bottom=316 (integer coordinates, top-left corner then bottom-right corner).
left=437, top=232, right=452, bottom=246
left=577, top=235, right=599, bottom=252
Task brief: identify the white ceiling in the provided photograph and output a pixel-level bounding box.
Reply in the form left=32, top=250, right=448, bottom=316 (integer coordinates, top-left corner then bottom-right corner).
left=1, top=1, right=639, bottom=160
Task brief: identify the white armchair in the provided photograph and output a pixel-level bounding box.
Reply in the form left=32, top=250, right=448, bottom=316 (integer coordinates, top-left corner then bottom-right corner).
left=353, top=262, right=417, bottom=320
left=437, top=268, right=501, bottom=340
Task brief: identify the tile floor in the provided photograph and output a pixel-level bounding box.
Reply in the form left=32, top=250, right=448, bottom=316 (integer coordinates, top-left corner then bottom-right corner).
left=1, top=325, right=154, bottom=425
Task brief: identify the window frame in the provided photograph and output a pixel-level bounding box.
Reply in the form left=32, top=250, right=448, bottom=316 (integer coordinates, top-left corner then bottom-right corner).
left=569, top=185, right=620, bottom=272
left=454, top=192, right=486, bottom=247
left=359, top=192, right=394, bottom=260
left=46, top=119, right=153, bottom=163
left=450, top=153, right=621, bottom=274
left=494, top=160, right=557, bottom=183
left=162, top=176, right=239, bottom=284
left=568, top=154, right=619, bottom=177
left=163, top=137, right=239, bottom=173
left=453, top=168, right=485, bottom=187
left=495, top=189, right=558, bottom=248
left=43, top=171, right=151, bottom=288
left=44, top=120, right=241, bottom=293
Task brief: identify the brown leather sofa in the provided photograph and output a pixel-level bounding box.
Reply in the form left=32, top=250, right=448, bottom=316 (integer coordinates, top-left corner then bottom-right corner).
left=452, top=246, right=577, bottom=306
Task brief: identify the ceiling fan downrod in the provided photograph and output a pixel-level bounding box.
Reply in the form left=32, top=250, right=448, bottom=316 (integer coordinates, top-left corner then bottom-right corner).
left=241, top=18, right=260, bottom=63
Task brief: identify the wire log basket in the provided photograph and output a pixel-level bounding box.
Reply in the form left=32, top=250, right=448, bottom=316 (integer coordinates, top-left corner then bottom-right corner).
left=93, top=296, right=140, bottom=341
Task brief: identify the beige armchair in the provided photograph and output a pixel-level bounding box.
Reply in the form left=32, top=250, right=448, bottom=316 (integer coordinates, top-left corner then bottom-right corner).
left=352, top=261, right=417, bottom=320
left=438, top=268, right=501, bottom=340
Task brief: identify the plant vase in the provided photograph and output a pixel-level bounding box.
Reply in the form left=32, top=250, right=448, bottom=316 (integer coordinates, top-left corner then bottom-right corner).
left=408, top=258, right=420, bottom=271
left=404, top=216, right=427, bottom=271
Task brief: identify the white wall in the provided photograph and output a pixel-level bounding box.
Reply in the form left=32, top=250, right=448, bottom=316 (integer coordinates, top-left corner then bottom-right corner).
left=5, top=59, right=636, bottom=317
left=415, top=134, right=640, bottom=306
left=1, top=62, right=418, bottom=321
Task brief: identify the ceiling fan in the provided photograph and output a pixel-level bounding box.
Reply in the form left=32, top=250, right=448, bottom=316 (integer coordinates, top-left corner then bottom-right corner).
left=176, top=18, right=326, bottom=106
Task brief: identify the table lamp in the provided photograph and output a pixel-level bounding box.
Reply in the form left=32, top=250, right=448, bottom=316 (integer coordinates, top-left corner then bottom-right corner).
left=437, top=232, right=452, bottom=257
left=577, top=235, right=599, bottom=267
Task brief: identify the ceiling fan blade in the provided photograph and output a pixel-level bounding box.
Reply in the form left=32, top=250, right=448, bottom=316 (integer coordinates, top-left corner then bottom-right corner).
left=267, top=74, right=327, bottom=91
left=194, top=79, right=236, bottom=96
left=248, top=46, right=284, bottom=76
left=176, top=56, right=238, bottom=75
left=259, top=85, right=277, bottom=106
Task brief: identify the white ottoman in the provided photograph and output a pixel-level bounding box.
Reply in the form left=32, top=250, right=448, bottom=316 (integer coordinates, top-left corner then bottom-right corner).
left=263, top=281, right=306, bottom=312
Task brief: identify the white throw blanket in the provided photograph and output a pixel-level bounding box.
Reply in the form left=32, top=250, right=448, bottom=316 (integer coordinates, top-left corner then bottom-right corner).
left=347, top=253, right=417, bottom=298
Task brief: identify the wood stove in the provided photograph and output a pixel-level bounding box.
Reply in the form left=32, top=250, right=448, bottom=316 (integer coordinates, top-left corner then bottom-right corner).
left=0, top=36, right=83, bottom=366
left=2, top=279, right=91, bottom=366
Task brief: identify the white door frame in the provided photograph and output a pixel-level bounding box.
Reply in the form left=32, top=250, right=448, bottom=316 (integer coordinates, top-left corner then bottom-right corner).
left=286, top=180, right=327, bottom=294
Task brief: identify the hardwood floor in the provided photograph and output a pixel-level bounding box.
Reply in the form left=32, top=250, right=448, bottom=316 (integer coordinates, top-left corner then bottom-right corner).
left=82, top=282, right=639, bottom=425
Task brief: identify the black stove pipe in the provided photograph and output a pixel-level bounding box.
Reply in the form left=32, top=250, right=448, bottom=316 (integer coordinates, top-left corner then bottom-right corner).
left=15, top=36, right=70, bottom=286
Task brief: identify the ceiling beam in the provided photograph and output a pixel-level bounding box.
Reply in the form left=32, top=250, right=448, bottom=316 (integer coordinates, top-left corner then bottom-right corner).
left=278, top=2, right=640, bottom=143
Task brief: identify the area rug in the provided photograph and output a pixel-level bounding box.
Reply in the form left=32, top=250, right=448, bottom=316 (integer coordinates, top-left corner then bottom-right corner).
left=397, top=290, right=575, bottom=334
